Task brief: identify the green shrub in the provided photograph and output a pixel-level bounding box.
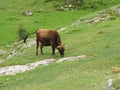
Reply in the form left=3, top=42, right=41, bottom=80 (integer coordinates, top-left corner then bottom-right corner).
left=17, top=27, right=28, bottom=41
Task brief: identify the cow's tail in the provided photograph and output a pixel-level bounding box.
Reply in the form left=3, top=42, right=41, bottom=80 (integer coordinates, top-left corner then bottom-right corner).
left=23, top=31, right=36, bottom=43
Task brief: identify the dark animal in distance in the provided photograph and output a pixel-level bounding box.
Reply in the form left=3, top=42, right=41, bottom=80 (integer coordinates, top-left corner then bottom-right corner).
left=24, top=29, right=65, bottom=57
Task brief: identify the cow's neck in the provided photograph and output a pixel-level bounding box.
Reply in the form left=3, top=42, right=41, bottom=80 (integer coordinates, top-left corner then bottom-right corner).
left=57, top=41, right=62, bottom=46
left=56, top=33, right=62, bottom=46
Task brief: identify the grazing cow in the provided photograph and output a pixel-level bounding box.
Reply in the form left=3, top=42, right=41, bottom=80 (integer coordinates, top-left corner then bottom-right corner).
left=24, top=29, right=65, bottom=57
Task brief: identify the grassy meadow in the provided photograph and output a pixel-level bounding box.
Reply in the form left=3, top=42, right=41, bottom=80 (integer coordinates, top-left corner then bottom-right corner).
left=0, top=0, right=120, bottom=90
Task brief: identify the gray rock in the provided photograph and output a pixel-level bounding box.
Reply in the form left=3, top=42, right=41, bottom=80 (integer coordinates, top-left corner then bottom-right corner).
left=23, top=10, right=32, bottom=16
left=103, top=79, right=115, bottom=90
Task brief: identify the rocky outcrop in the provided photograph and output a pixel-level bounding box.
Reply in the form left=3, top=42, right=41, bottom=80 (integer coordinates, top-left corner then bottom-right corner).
left=58, top=5, right=120, bottom=32
left=0, top=55, right=86, bottom=76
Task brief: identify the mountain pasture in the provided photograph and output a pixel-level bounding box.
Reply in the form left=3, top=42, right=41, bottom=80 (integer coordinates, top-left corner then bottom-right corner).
left=0, top=0, right=120, bottom=90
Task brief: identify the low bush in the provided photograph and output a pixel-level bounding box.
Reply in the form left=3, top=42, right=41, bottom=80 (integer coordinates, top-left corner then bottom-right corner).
left=17, top=27, right=28, bottom=41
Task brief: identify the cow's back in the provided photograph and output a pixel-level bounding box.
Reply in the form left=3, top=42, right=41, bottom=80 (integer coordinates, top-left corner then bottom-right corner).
left=36, top=29, right=49, bottom=37
left=36, top=29, right=60, bottom=46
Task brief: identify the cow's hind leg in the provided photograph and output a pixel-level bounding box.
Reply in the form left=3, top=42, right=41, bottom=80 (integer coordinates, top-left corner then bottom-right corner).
left=40, top=43, right=44, bottom=54
left=36, top=39, right=39, bottom=55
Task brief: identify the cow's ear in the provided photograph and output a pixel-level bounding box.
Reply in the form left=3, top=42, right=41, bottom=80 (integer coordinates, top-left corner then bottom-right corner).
left=63, top=44, right=67, bottom=48
left=57, top=46, right=60, bottom=49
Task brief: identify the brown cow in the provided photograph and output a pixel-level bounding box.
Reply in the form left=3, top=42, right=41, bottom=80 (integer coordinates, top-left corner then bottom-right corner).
left=24, top=29, right=65, bottom=57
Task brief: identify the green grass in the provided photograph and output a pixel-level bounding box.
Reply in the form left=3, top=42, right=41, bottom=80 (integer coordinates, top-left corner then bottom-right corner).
left=0, top=16, right=120, bottom=90
left=0, top=0, right=120, bottom=45
left=1, top=18, right=120, bottom=66
left=0, top=9, right=93, bottom=46
left=113, top=79, right=120, bottom=89
left=0, top=58, right=120, bottom=90
left=0, top=0, right=120, bottom=90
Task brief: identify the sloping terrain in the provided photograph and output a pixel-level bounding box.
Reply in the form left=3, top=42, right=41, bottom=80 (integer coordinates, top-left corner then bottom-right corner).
left=0, top=0, right=120, bottom=90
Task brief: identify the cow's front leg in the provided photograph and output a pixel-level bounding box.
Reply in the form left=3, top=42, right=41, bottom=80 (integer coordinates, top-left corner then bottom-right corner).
left=51, top=46, right=55, bottom=56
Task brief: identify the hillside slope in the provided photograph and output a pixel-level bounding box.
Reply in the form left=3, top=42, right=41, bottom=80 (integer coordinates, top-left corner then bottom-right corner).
left=0, top=0, right=120, bottom=45
left=0, top=0, right=120, bottom=90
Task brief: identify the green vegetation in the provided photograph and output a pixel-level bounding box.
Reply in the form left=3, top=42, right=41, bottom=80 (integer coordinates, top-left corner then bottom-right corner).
left=113, top=79, right=120, bottom=89
left=0, top=0, right=120, bottom=90
left=0, top=0, right=120, bottom=45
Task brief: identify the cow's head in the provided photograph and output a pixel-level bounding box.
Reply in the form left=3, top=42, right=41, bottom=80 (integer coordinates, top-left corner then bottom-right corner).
left=57, top=45, right=65, bottom=57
